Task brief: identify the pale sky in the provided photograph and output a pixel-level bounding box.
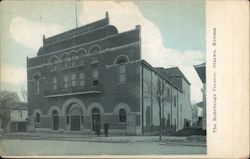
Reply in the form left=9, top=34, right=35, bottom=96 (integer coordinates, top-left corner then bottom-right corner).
left=0, top=0, right=205, bottom=103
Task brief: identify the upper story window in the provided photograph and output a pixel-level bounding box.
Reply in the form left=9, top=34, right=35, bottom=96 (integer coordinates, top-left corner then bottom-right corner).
left=92, top=55, right=98, bottom=64
left=52, top=76, right=57, bottom=90
left=33, top=73, right=40, bottom=94
left=79, top=54, right=84, bottom=65
left=62, top=54, right=70, bottom=68
left=63, top=74, right=69, bottom=88
left=118, top=65, right=126, bottom=83
left=119, top=109, right=126, bottom=122
left=114, top=55, right=129, bottom=64
left=79, top=72, right=85, bottom=87
left=71, top=73, right=76, bottom=87
left=71, top=54, right=79, bottom=67
left=49, top=56, right=58, bottom=72
left=89, top=45, right=101, bottom=54
left=92, top=69, right=99, bottom=86
left=167, top=88, right=170, bottom=101
left=174, top=95, right=177, bottom=107
left=78, top=49, right=86, bottom=65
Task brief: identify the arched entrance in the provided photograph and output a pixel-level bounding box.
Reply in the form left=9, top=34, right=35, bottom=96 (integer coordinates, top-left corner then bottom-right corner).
left=92, top=108, right=100, bottom=131
left=52, top=110, right=59, bottom=130
left=66, top=103, right=83, bottom=131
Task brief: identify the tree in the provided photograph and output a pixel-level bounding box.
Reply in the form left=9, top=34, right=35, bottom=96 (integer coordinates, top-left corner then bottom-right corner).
left=20, top=87, right=27, bottom=103
left=0, top=90, right=19, bottom=133
left=143, top=75, right=168, bottom=141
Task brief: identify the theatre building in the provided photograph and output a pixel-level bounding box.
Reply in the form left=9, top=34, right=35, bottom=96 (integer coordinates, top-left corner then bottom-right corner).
left=27, top=13, right=192, bottom=135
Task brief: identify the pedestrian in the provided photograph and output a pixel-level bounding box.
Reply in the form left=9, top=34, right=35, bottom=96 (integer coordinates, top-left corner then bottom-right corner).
left=104, top=123, right=109, bottom=137
left=96, top=122, right=101, bottom=137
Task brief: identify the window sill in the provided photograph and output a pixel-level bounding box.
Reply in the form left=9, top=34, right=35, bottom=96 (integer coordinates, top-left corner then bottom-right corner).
left=117, top=81, right=126, bottom=85
left=117, top=122, right=126, bottom=124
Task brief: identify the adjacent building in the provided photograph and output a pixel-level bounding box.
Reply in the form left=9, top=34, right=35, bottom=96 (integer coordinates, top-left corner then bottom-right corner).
left=194, top=62, right=206, bottom=130
left=7, top=102, right=28, bottom=132
left=27, top=13, right=192, bottom=135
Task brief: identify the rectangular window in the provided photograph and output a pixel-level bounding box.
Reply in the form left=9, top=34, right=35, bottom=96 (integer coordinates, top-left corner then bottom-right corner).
left=52, top=77, right=57, bottom=90
left=63, top=75, right=69, bottom=88
left=92, top=69, right=99, bottom=86
left=92, top=55, right=98, bottom=64
left=118, top=65, right=126, bottom=83
left=35, top=80, right=40, bottom=94
left=79, top=55, right=84, bottom=65
left=79, top=72, right=85, bottom=87
left=71, top=73, right=76, bottom=87
left=71, top=55, right=78, bottom=67
left=51, top=63, right=57, bottom=72
left=174, top=95, right=177, bottom=107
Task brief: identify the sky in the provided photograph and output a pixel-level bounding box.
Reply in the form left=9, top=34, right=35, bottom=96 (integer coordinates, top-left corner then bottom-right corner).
left=0, top=0, right=205, bottom=103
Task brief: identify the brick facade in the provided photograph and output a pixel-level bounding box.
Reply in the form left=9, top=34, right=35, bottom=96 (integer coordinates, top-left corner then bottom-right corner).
left=27, top=13, right=192, bottom=135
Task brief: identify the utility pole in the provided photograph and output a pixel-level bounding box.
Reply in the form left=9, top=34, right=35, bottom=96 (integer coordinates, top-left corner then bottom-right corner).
left=75, top=0, right=78, bottom=28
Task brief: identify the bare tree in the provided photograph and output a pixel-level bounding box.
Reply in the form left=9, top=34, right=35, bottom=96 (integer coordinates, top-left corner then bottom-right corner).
left=20, top=87, right=27, bottom=103
left=0, top=90, right=19, bottom=134
left=143, top=75, right=168, bottom=141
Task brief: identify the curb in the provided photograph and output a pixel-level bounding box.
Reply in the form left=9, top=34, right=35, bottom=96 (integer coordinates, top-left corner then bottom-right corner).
left=159, top=142, right=206, bottom=147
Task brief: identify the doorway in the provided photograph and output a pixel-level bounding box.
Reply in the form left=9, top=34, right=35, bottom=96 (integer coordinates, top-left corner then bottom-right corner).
left=52, top=110, right=59, bottom=130
left=71, top=115, right=80, bottom=131
left=92, top=108, right=100, bottom=131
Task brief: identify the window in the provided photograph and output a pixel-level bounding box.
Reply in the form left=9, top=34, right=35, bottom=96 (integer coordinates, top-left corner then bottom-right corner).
left=36, top=113, right=40, bottom=123
left=146, top=106, right=151, bottom=126
left=35, top=79, right=40, bottom=94
left=79, top=54, right=84, bottom=65
left=118, top=65, right=126, bottom=83
left=51, top=58, right=57, bottom=72
left=71, top=73, right=76, bottom=87
left=79, top=72, right=85, bottom=87
left=92, top=69, right=99, bottom=86
left=92, top=55, right=98, bottom=64
left=52, top=76, right=57, bottom=90
left=119, top=109, right=126, bottom=122
left=34, top=74, right=40, bottom=94
left=63, top=75, right=69, bottom=88
left=115, top=55, right=129, bottom=64
left=174, top=95, right=177, bottom=107
left=167, top=89, right=170, bottom=101
left=71, top=54, right=79, bottom=67
left=62, top=55, right=70, bottom=68
left=89, top=45, right=100, bottom=54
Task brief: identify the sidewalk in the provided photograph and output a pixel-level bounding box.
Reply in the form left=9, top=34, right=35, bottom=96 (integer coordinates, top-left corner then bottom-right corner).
left=1, top=132, right=206, bottom=147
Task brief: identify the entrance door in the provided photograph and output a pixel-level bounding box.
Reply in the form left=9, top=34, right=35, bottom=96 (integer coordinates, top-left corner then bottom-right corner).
left=71, top=116, right=80, bottom=131
left=92, top=108, right=100, bottom=131
left=52, top=110, right=59, bottom=131
left=53, top=116, right=59, bottom=130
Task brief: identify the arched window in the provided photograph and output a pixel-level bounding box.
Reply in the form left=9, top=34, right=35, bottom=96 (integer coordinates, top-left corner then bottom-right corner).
left=33, top=74, right=40, bottom=94
left=71, top=54, right=79, bottom=67
left=62, top=54, right=70, bottom=68
left=117, top=58, right=126, bottom=64
left=89, top=45, right=101, bottom=54
left=119, top=109, right=126, bottom=122
left=114, top=55, right=129, bottom=64
left=78, top=49, right=86, bottom=65
left=36, top=113, right=40, bottom=123
left=50, top=57, right=58, bottom=72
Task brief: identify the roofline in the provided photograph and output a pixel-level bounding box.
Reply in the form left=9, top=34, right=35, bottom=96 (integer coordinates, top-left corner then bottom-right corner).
left=141, top=60, right=183, bottom=92
left=164, top=66, right=191, bottom=85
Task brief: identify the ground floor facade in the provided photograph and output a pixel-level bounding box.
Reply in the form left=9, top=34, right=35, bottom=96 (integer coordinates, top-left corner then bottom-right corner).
left=29, top=97, right=142, bottom=135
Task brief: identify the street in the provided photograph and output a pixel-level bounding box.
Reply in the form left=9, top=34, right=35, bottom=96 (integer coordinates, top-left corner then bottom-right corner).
left=0, top=138, right=206, bottom=156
